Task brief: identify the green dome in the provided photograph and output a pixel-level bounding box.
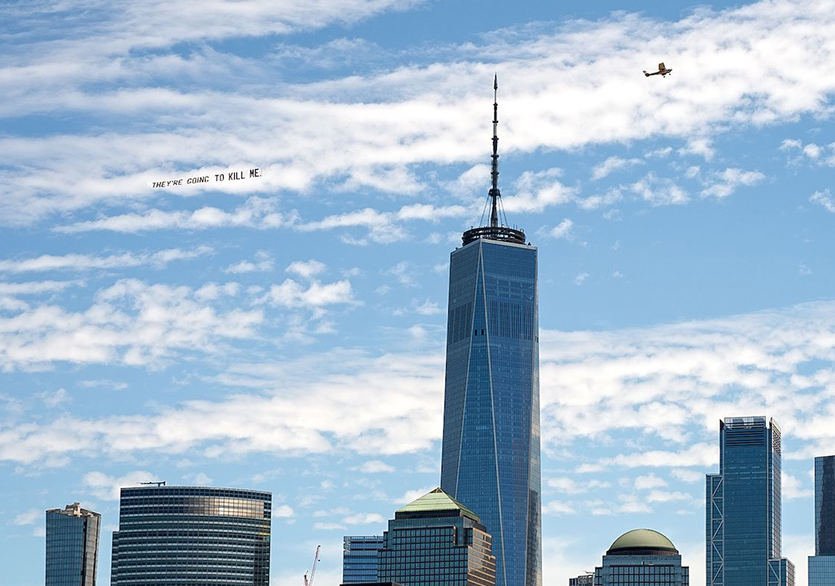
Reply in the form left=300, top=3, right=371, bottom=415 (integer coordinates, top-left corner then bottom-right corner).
left=607, top=529, right=678, bottom=555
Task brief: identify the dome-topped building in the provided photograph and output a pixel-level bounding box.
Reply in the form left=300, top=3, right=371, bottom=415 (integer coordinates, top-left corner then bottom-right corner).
left=606, top=529, right=679, bottom=556
left=585, top=528, right=689, bottom=586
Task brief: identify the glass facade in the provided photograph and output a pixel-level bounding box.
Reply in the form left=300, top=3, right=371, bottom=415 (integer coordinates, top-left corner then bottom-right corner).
left=808, top=555, right=835, bottom=586
left=808, top=455, right=835, bottom=586
left=815, top=455, right=835, bottom=555
left=343, top=535, right=384, bottom=583
left=440, top=236, right=542, bottom=586
left=377, top=489, right=496, bottom=586
left=706, top=416, right=793, bottom=586
left=110, top=486, right=271, bottom=586
left=46, top=503, right=101, bottom=586
left=767, top=558, right=794, bottom=586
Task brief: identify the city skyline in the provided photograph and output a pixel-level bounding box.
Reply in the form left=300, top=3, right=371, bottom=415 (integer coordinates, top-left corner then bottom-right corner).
left=3, top=0, right=835, bottom=585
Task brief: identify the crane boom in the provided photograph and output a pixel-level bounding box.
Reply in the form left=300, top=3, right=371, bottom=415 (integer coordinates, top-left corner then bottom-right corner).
left=303, top=545, right=321, bottom=586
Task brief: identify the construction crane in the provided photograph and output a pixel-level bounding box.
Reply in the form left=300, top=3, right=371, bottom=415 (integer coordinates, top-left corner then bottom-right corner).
left=303, top=545, right=321, bottom=586
left=139, top=481, right=166, bottom=486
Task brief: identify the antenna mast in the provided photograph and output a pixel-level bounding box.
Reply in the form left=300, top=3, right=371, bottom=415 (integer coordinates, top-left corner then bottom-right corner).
left=490, top=73, right=500, bottom=228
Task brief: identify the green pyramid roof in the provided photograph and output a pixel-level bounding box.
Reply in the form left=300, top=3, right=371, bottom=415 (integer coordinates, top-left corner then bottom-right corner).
left=396, top=488, right=480, bottom=522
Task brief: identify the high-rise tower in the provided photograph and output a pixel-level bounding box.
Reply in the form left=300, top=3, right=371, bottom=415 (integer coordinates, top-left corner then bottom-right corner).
left=45, top=502, right=101, bottom=586
left=706, top=416, right=794, bottom=586
left=808, top=455, right=835, bottom=585
left=440, top=75, right=542, bottom=586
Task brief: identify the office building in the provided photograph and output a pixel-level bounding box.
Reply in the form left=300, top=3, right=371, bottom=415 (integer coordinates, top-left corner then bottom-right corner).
left=343, top=535, right=384, bottom=583
left=46, top=502, right=101, bottom=586
left=706, top=416, right=794, bottom=586
left=809, top=455, right=835, bottom=586
left=568, top=573, right=594, bottom=586
left=592, top=529, right=689, bottom=586
left=377, top=487, right=496, bottom=586
left=110, top=485, right=271, bottom=585
left=440, top=76, right=542, bottom=586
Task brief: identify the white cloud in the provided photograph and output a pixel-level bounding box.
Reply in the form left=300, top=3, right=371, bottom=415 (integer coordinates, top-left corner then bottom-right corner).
left=273, top=504, right=295, bottom=518
left=0, top=247, right=211, bottom=272
left=14, top=509, right=42, bottom=526
left=38, top=388, right=70, bottom=408
left=313, top=522, right=347, bottom=531
left=0, top=278, right=263, bottom=371
left=547, top=477, right=610, bottom=494
left=574, top=272, right=589, bottom=286
left=634, top=473, right=667, bottom=490
left=342, top=512, right=385, bottom=525
left=226, top=251, right=274, bottom=274
left=286, top=260, right=327, bottom=279
left=810, top=189, right=835, bottom=213
left=591, top=156, right=643, bottom=181
left=782, top=472, right=813, bottom=499
left=700, top=168, right=765, bottom=199
left=671, top=468, right=704, bottom=484
left=5, top=0, right=835, bottom=224
left=84, top=470, right=157, bottom=500
left=546, top=219, right=574, bottom=240
left=542, top=501, right=576, bottom=515
left=356, top=460, right=395, bottom=473
left=630, top=173, right=689, bottom=206
left=262, top=278, right=354, bottom=308
left=397, top=486, right=435, bottom=504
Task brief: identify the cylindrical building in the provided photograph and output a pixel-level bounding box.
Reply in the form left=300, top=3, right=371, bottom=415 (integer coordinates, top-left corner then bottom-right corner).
left=110, top=485, right=271, bottom=586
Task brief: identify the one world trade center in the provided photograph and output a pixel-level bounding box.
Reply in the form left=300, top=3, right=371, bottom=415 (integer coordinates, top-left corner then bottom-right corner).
left=440, top=76, right=542, bottom=586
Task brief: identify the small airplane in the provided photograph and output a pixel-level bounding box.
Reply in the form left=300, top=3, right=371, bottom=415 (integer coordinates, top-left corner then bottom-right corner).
left=644, top=62, right=672, bottom=78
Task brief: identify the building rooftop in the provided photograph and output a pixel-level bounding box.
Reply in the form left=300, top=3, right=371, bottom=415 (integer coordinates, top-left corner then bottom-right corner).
left=606, top=529, right=678, bottom=556
left=396, top=488, right=480, bottom=522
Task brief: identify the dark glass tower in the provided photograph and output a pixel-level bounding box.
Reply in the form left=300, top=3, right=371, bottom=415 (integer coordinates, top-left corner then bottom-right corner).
left=440, top=76, right=542, bottom=586
left=809, top=455, right=835, bottom=586
left=110, top=485, right=271, bottom=586
left=343, top=535, right=385, bottom=583
left=706, top=417, right=794, bottom=586
left=45, top=502, right=101, bottom=586
left=377, top=488, right=496, bottom=586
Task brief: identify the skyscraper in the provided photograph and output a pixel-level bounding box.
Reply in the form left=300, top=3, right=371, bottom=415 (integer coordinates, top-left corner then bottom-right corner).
left=592, top=529, right=689, bottom=586
left=343, top=535, right=385, bottom=583
left=706, top=416, right=794, bottom=586
left=808, top=455, right=835, bottom=586
left=110, top=485, right=271, bottom=585
left=440, top=76, right=542, bottom=586
left=45, top=502, right=101, bottom=586
left=377, top=488, right=496, bottom=586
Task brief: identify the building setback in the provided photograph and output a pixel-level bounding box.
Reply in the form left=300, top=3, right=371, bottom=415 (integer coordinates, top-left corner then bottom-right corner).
left=809, top=455, right=835, bottom=586
left=110, top=485, right=271, bottom=586
left=377, top=487, right=496, bottom=586
left=46, top=502, right=101, bottom=586
left=706, top=416, right=794, bottom=586
left=343, top=535, right=384, bottom=583
left=593, top=529, right=689, bottom=586
left=439, top=76, right=542, bottom=586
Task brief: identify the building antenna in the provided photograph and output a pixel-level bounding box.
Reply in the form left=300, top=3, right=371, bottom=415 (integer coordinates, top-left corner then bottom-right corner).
left=489, top=73, right=501, bottom=228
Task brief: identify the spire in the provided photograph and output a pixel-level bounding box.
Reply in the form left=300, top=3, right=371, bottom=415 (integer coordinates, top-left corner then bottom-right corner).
left=461, top=74, right=526, bottom=247
left=490, top=73, right=500, bottom=228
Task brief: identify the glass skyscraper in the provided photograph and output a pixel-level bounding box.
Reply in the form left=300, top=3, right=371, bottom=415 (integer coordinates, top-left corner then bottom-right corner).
left=343, top=535, right=385, bottom=583
left=706, top=416, right=793, bottom=586
left=46, top=502, right=101, bottom=586
left=809, top=454, right=835, bottom=586
left=440, top=76, right=542, bottom=586
left=110, top=485, right=271, bottom=585
left=592, top=529, right=689, bottom=586
left=377, top=488, right=496, bottom=586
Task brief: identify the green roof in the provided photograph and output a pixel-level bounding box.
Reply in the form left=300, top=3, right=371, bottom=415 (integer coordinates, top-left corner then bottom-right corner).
left=608, top=529, right=677, bottom=553
left=396, top=488, right=480, bottom=522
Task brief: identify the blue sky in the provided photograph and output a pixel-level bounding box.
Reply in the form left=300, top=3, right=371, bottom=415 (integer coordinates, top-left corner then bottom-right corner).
left=2, top=0, right=835, bottom=584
